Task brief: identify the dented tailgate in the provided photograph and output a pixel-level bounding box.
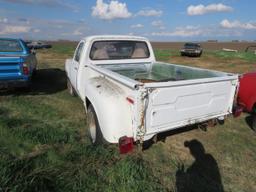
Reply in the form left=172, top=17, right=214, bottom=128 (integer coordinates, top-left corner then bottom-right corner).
left=144, top=77, right=238, bottom=135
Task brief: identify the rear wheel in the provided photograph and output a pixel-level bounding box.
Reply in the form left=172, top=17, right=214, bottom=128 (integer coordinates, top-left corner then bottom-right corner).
left=86, top=105, right=105, bottom=145
left=67, top=78, right=76, bottom=96
left=32, top=69, right=37, bottom=77
left=19, top=80, right=31, bottom=92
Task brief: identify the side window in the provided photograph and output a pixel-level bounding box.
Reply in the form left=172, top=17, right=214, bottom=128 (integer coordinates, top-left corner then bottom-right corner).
left=74, top=42, right=84, bottom=62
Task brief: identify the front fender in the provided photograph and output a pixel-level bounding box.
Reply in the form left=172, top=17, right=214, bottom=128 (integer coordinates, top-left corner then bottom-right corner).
left=84, top=77, right=134, bottom=143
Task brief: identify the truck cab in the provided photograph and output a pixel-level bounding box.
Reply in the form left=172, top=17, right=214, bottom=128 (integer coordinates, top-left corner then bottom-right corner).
left=0, top=38, right=37, bottom=89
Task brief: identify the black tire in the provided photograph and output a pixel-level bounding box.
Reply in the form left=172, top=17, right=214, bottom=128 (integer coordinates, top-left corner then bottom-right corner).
left=32, top=69, right=37, bottom=77
left=31, top=69, right=36, bottom=81
left=86, top=105, right=105, bottom=145
left=16, top=81, right=31, bottom=92
left=252, top=114, right=256, bottom=132
left=67, top=78, right=76, bottom=96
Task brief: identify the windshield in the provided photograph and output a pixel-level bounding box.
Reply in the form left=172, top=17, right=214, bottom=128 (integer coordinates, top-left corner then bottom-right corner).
left=184, top=43, right=200, bottom=49
left=0, top=39, right=23, bottom=52
left=90, top=41, right=150, bottom=60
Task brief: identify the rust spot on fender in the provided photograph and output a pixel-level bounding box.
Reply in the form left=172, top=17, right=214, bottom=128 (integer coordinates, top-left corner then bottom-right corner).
left=89, top=77, right=124, bottom=97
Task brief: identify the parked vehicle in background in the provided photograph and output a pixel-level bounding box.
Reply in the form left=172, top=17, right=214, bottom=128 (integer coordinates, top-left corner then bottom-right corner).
left=245, top=45, right=256, bottom=52
left=26, top=41, right=52, bottom=49
left=0, top=38, right=37, bottom=89
left=65, top=35, right=239, bottom=153
left=180, top=43, right=203, bottom=57
left=237, top=72, right=256, bottom=131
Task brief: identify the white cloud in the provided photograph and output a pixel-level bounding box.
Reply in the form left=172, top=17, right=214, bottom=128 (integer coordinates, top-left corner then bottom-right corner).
left=130, top=24, right=144, bottom=28
left=0, top=17, right=8, bottom=23
left=2, top=0, right=79, bottom=12
left=151, top=25, right=203, bottom=37
left=187, top=3, right=233, bottom=16
left=151, top=20, right=165, bottom=30
left=150, top=24, right=246, bottom=38
left=32, top=28, right=40, bottom=33
left=136, top=9, right=162, bottom=17
left=0, top=25, right=30, bottom=35
left=92, top=0, right=132, bottom=20
left=73, top=29, right=83, bottom=36
left=220, top=19, right=256, bottom=30
left=151, top=20, right=162, bottom=26
left=18, top=18, right=30, bottom=24
left=0, top=17, right=89, bottom=40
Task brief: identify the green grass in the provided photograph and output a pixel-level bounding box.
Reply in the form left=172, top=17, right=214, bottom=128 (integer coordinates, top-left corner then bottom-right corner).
left=211, top=50, right=256, bottom=62
left=50, top=42, right=77, bottom=56
left=0, top=43, right=255, bottom=191
left=154, top=49, right=180, bottom=61
left=0, top=96, right=162, bottom=191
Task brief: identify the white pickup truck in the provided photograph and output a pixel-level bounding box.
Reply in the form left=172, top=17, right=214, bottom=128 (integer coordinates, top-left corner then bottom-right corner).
left=65, top=35, right=239, bottom=148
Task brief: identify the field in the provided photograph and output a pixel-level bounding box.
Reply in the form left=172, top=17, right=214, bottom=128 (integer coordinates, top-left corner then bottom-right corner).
left=152, top=42, right=256, bottom=51
left=0, top=42, right=256, bottom=192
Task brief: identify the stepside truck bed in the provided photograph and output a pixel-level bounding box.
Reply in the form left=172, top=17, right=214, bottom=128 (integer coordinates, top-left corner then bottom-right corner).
left=98, top=62, right=238, bottom=141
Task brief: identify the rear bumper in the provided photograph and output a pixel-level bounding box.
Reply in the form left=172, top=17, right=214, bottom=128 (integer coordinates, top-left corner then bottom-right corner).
left=0, top=79, right=29, bottom=89
left=181, top=51, right=201, bottom=56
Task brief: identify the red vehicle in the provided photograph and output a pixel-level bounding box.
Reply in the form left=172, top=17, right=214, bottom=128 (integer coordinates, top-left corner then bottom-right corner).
left=237, top=72, right=256, bottom=131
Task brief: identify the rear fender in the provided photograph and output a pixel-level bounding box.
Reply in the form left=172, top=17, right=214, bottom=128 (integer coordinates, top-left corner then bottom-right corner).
left=65, top=59, right=73, bottom=76
left=84, top=77, right=134, bottom=143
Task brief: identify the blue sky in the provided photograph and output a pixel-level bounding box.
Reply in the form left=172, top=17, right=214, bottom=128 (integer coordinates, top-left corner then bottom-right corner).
left=0, top=0, right=255, bottom=41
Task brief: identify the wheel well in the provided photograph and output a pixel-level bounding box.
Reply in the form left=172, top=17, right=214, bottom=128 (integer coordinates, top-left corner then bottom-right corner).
left=253, top=103, right=256, bottom=113
left=85, top=97, right=92, bottom=109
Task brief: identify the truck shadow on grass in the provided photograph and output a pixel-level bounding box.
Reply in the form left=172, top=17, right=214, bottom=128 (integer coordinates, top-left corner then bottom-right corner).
left=31, top=68, right=66, bottom=95
left=175, top=139, right=224, bottom=192
left=245, top=115, right=256, bottom=132
left=143, top=125, right=198, bottom=150
left=1, top=68, right=66, bottom=96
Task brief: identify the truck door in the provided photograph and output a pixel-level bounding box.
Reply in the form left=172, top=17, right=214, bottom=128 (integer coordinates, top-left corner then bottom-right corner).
left=70, top=42, right=84, bottom=89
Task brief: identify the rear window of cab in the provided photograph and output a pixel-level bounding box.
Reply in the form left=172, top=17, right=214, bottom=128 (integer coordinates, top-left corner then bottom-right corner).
left=0, top=39, right=23, bottom=52
left=90, top=41, right=150, bottom=60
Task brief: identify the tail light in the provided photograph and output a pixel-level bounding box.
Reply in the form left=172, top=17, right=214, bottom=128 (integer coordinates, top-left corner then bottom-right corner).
left=23, top=63, right=29, bottom=75
left=126, top=97, right=134, bottom=104
left=233, top=105, right=244, bottom=118
left=119, top=136, right=134, bottom=154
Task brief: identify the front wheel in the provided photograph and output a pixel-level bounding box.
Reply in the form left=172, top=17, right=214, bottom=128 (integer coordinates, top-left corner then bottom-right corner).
left=252, top=114, right=256, bottom=131
left=86, top=105, right=105, bottom=145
